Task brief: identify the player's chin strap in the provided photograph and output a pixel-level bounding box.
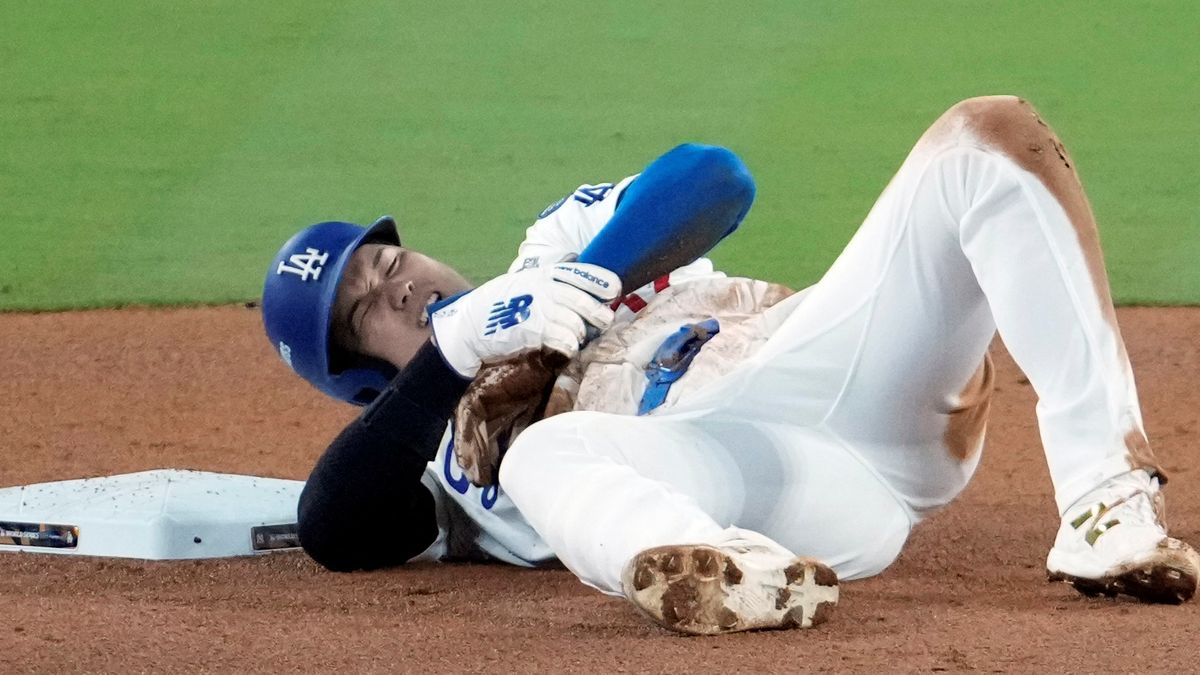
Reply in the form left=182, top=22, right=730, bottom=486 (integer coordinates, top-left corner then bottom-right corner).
left=637, top=318, right=721, bottom=416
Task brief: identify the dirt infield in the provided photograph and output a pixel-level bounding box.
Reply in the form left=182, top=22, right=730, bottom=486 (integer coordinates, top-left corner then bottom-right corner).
left=2, top=305, right=1197, bottom=673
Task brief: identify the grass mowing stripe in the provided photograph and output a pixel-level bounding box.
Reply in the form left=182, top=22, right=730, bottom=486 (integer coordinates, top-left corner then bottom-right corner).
left=0, top=1, right=1196, bottom=309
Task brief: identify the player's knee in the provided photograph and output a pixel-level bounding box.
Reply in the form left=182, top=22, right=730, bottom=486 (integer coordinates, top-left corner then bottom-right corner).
left=943, top=95, right=1051, bottom=143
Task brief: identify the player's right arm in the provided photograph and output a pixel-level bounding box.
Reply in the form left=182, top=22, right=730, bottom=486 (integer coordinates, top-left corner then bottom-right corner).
left=297, top=262, right=621, bottom=569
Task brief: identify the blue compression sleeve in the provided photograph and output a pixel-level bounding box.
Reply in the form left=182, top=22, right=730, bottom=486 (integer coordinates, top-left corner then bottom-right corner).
left=577, top=143, right=755, bottom=291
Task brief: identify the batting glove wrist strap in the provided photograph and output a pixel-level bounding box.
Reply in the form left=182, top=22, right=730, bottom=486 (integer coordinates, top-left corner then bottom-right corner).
left=430, top=263, right=621, bottom=378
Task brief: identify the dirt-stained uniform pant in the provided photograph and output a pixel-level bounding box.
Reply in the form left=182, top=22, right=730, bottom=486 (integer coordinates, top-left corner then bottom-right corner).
left=499, top=96, right=1160, bottom=595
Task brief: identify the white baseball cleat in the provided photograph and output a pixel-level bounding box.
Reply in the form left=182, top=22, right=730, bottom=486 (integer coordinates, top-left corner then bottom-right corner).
left=1046, top=469, right=1200, bottom=604
left=621, top=533, right=838, bottom=635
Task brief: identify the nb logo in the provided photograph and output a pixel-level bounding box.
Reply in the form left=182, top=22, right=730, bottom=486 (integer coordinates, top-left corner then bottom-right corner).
left=484, top=295, right=533, bottom=335
left=277, top=247, right=329, bottom=281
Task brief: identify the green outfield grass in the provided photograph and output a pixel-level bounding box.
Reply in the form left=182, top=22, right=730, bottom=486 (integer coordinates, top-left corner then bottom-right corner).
left=1, top=1, right=1197, bottom=310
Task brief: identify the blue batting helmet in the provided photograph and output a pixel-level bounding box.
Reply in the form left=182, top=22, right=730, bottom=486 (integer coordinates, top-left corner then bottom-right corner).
left=262, top=216, right=400, bottom=405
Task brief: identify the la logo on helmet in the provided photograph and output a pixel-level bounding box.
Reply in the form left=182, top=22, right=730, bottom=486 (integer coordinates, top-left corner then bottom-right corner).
left=278, top=248, right=329, bottom=281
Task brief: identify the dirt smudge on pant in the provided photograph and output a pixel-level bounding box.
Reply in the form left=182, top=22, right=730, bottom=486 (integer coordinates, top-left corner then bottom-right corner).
left=1125, top=427, right=1166, bottom=482
left=945, top=353, right=995, bottom=461
left=957, top=96, right=1129, bottom=368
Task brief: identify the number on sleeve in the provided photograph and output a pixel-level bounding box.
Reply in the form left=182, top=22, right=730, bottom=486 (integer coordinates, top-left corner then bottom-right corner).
left=573, top=183, right=614, bottom=206
left=536, top=182, right=616, bottom=220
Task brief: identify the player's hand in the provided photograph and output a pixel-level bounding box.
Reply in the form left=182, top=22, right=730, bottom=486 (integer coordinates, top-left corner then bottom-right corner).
left=430, top=262, right=621, bottom=378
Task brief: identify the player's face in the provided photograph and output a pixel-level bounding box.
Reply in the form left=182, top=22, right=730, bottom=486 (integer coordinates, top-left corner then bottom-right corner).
left=331, top=243, right=472, bottom=369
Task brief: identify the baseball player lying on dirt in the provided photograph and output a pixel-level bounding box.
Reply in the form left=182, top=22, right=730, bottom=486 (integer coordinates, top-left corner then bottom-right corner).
left=262, top=96, right=1198, bottom=636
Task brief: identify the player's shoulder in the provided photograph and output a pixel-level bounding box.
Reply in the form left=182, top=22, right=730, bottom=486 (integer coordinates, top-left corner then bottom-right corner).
left=508, top=174, right=638, bottom=273
left=534, top=175, right=638, bottom=221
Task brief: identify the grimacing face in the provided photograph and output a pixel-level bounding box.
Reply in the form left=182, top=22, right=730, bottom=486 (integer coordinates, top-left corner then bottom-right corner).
left=331, top=243, right=473, bottom=370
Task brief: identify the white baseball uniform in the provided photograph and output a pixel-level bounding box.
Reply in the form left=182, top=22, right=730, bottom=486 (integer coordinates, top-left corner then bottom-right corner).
left=410, top=174, right=719, bottom=566
left=418, top=97, right=1158, bottom=599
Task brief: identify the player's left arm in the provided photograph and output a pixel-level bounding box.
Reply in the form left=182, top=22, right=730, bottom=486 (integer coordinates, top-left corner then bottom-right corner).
left=511, top=143, right=755, bottom=289
left=509, top=176, right=636, bottom=272
left=454, top=146, right=756, bottom=486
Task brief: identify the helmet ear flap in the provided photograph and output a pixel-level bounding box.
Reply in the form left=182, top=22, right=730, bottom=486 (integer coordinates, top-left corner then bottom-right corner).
left=331, top=352, right=398, bottom=406
left=351, top=387, right=384, bottom=406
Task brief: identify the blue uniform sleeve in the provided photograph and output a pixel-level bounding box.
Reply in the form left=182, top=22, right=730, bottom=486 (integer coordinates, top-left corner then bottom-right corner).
left=577, top=143, right=755, bottom=291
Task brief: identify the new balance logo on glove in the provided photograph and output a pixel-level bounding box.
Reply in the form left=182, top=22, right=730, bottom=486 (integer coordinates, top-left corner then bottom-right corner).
left=485, top=295, right=534, bottom=335
left=557, top=265, right=611, bottom=290
left=428, top=263, right=617, bottom=379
